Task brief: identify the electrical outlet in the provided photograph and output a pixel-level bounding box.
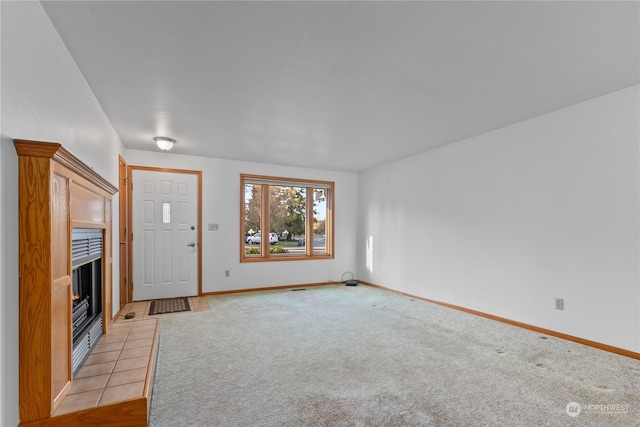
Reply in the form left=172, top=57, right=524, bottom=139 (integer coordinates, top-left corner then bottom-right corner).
left=225, top=270, right=230, bottom=277
left=208, top=223, right=219, bottom=231
left=555, top=298, right=564, bottom=310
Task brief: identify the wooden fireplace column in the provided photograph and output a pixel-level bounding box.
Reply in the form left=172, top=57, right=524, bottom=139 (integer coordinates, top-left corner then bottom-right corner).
left=14, top=140, right=118, bottom=425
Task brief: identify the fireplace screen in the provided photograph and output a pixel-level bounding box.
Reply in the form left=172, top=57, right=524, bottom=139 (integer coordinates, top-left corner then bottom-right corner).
left=71, top=229, right=104, bottom=375
left=71, top=256, right=102, bottom=340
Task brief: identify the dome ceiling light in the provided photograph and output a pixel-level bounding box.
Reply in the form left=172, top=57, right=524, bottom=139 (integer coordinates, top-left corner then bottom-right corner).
left=153, top=136, right=176, bottom=151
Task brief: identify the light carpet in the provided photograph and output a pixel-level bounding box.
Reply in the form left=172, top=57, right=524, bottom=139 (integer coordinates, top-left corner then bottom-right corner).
left=149, top=285, right=639, bottom=426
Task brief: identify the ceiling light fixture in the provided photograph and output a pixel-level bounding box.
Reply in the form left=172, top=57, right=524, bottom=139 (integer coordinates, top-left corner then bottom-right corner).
left=153, top=136, right=176, bottom=151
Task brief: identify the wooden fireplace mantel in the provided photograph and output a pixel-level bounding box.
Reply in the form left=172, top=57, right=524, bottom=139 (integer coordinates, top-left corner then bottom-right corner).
left=14, top=140, right=118, bottom=425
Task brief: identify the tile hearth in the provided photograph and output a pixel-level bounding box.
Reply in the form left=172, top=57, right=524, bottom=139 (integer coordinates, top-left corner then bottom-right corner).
left=53, top=318, right=157, bottom=416
left=53, top=297, right=210, bottom=417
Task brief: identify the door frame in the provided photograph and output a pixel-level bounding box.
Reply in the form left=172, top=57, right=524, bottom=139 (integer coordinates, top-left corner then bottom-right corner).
left=118, top=155, right=130, bottom=307
left=127, top=165, right=203, bottom=299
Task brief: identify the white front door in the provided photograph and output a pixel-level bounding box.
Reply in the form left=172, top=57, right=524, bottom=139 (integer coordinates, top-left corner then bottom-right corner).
left=132, top=169, right=199, bottom=300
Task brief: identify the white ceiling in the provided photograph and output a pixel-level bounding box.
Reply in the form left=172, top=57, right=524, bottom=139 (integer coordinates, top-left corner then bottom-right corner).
left=41, top=1, right=639, bottom=172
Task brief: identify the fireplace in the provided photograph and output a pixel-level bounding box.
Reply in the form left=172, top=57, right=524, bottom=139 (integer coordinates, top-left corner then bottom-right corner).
left=71, top=228, right=104, bottom=375
left=15, top=140, right=118, bottom=422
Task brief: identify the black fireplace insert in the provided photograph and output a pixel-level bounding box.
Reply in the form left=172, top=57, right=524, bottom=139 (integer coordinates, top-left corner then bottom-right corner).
left=71, top=228, right=104, bottom=375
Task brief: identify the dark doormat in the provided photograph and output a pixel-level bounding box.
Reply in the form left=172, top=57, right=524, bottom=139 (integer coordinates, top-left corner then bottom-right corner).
left=149, top=297, right=191, bottom=315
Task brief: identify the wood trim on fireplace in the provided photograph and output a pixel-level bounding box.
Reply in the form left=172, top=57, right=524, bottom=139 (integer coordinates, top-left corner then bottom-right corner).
left=15, top=140, right=117, bottom=425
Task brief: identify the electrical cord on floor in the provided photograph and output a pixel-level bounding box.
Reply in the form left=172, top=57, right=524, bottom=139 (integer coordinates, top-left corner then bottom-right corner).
left=341, top=271, right=359, bottom=286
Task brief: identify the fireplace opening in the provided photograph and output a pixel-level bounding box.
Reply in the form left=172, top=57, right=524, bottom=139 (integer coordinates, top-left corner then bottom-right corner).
left=72, top=257, right=102, bottom=341
left=71, top=229, right=104, bottom=375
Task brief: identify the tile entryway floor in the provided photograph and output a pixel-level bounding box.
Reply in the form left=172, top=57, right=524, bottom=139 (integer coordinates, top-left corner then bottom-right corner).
left=53, top=296, right=210, bottom=416
left=116, top=296, right=211, bottom=321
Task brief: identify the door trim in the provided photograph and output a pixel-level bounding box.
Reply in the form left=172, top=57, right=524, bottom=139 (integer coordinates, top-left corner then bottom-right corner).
left=118, top=155, right=130, bottom=307
left=127, top=165, right=203, bottom=298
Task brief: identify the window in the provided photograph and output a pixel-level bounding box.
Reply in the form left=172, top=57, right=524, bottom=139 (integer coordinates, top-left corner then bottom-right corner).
left=241, top=174, right=334, bottom=262
left=162, top=202, right=171, bottom=224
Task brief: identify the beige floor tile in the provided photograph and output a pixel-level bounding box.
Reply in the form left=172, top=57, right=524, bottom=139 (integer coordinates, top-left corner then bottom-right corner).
left=53, top=389, right=102, bottom=415
left=99, top=381, right=145, bottom=406
left=191, top=297, right=211, bottom=312
left=75, top=361, right=115, bottom=379
left=108, top=327, right=131, bottom=335
left=92, top=341, right=125, bottom=354
left=84, top=350, right=121, bottom=365
left=113, top=356, right=149, bottom=372
left=123, top=337, right=154, bottom=350
left=109, top=322, right=132, bottom=332
left=98, top=333, right=129, bottom=344
left=119, top=345, right=151, bottom=360
left=131, top=323, right=157, bottom=332
left=68, top=374, right=110, bottom=395
left=107, top=367, right=147, bottom=387
left=56, top=313, right=160, bottom=416
left=133, top=319, right=157, bottom=326
left=132, top=319, right=157, bottom=327
left=126, top=334, right=154, bottom=344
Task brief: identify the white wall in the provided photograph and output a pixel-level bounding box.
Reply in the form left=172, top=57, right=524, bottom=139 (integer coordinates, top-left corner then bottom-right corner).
left=125, top=149, right=359, bottom=292
left=0, top=2, right=124, bottom=425
left=358, top=85, right=640, bottom=353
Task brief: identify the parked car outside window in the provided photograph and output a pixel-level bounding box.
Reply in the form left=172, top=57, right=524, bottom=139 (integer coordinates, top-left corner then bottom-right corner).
left=248, top=232, right=279, bottom=245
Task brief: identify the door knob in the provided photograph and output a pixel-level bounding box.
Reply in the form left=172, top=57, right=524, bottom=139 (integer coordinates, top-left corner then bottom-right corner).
left=187, top=242, right=196, bottom=247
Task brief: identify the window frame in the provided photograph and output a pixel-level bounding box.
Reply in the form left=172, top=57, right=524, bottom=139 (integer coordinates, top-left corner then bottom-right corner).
left=240, top=174, right=334, bottom=262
